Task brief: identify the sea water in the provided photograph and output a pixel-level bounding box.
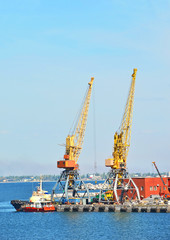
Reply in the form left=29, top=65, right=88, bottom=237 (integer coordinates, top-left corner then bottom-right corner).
left=0, top=182, right=170, bottom=240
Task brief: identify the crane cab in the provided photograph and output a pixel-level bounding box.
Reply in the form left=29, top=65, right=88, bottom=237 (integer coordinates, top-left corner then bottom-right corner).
left=57, top=160, right=79, bottom=170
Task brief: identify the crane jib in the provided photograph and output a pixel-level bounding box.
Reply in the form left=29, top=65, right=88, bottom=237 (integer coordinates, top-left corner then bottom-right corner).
left=105, top=68, right=137, bottom=171
left=57, top=77, right=94, bottom=170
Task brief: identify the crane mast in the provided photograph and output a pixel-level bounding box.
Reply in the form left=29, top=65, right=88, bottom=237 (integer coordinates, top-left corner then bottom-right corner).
left=52, top=78, right=94, bottom=202
left=100, top=69, right=140, bottom=203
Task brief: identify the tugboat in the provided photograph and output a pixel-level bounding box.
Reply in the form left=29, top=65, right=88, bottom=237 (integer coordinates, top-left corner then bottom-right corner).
left=11, top=178, right=55, bottom=212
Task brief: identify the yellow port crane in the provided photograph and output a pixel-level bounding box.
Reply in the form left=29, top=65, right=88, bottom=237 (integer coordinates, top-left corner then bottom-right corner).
left=105, top=68, right=137, bottom=172
left=57, top=77, right=94, bottom=170
left=52, top=78, right=94, bottom=202
left=100, top=69, right=140, bottom=203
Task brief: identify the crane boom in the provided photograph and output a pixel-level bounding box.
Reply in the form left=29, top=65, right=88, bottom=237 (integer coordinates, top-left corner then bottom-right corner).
left=72, top=78, right=94, bottom=163
left=105, top=68, right=137, bottom=170
left=119, top=68, right=137, bottom=161
left=152, top=161, right=170, bottom=199
left=57, top=77, right=94, bottom=170
left=152, top=161, right=166, bottom=186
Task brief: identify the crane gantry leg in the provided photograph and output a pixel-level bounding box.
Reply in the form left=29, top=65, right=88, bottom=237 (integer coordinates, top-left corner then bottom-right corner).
left=52, top=170, right=91, bottom=203
left=99, top=169, right=140, bottom=203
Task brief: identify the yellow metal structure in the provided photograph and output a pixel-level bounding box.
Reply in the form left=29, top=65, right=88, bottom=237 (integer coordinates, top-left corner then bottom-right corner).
left=57, top=77, right=94, bottom=170
left=105, top=69, right=137, bottom=171
left=100, top=69, right=140, bottom=203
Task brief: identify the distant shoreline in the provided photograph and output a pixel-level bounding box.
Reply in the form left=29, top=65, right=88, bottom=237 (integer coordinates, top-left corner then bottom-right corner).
left=0, top=179, right=102, bottom=184
left=0, top=180, right=56, bottom=184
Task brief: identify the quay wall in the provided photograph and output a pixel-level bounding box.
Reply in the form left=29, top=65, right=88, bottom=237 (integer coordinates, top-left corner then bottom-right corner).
left=54, top=204, right=170, bottom=213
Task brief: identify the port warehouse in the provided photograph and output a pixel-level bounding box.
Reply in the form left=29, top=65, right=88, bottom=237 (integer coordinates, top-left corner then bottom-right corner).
left=121, top=177, right=170, bottom=199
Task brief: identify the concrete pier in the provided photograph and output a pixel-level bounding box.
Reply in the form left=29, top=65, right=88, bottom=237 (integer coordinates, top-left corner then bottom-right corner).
left=54, top=204, right=170, bottom=213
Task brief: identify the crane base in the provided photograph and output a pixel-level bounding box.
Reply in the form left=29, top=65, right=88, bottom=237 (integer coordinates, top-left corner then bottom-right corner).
left=51, top=170, right=90, bottom=202
left=99, top=169, right=141, bottom=203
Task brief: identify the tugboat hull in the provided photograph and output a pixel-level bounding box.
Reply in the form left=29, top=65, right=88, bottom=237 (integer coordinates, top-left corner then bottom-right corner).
left=11, top=200, right=29, bottom=211
left=22, top=205, right=55, bottom=212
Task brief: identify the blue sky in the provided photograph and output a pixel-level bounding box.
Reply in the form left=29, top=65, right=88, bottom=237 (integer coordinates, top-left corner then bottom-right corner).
left=0, top=0, right=170, bottom=175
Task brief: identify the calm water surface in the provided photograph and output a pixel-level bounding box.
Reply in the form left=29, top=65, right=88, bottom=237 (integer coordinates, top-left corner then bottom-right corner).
left=0, top=182, right=170, bottom=240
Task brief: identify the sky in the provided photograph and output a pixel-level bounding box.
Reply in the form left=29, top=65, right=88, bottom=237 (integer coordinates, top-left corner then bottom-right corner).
left=0, top=0, right=170, bottom=176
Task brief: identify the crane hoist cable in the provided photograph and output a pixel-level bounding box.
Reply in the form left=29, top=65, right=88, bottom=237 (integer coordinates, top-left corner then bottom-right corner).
left=92, top=83, right=97, bottom=173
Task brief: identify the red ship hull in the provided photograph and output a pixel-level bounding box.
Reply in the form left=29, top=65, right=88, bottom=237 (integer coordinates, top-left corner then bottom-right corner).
left=23, top=205, right=55, bottom=212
